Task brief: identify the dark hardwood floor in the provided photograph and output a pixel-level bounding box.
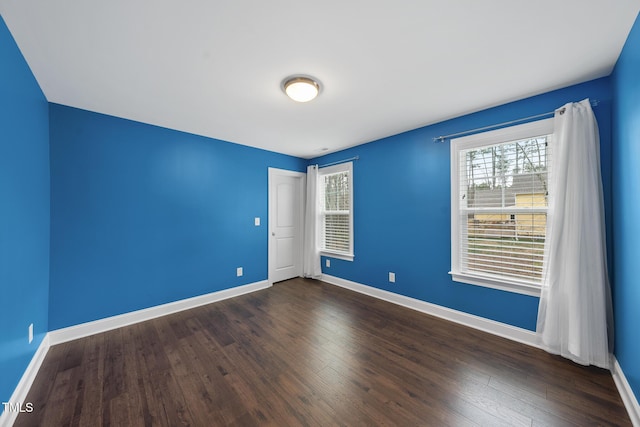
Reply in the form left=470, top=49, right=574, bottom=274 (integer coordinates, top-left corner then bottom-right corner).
left=15, top=278, right=631, bottom=426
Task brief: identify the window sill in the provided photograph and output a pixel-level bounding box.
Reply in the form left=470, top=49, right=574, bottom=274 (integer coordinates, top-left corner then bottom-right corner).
left=449, top=272, right=541, bottom=297
left=321, top=251, right=354, bottom=262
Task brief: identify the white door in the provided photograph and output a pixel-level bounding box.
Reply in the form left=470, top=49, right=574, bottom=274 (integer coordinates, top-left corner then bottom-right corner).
left=268, top=168, right=305, bottom=284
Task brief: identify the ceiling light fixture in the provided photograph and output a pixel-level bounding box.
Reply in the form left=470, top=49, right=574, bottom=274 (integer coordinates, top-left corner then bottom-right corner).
left=283, top=76, right=320, bottom=103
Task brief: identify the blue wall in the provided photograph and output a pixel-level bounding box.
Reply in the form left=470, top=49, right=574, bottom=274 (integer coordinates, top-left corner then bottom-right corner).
left=612, top=12, right=640, bottom=405
left=312, top=78, right=613, bottom=331
left=0, top=17, right=50, bottom=412
left=48, top=105, right=307, bottom=329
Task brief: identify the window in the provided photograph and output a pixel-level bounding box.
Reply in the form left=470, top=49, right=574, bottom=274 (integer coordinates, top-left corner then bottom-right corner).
left=450, top=118, right=554, bottom=296
left=319, top=162, right=353, bottom=260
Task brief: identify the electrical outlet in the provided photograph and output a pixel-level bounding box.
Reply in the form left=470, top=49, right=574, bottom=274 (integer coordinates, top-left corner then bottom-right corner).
left=237, top=267, right=243, bottom=277
left=254, top=217, right=260, bottom=226
left=389, top=272, right=396, bottom=283
left=326, top=259, right=330, bottom=268
left=28, top=323, right=33, bottom=344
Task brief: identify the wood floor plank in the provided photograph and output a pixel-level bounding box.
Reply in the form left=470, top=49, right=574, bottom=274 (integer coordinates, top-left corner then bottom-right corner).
left=14, top=278, right=632, bottom=426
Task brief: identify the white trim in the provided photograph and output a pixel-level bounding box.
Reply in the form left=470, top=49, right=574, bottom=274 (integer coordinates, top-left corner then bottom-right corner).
left=3, top=278, right=638, bottom=426
left=452, top=117, right=555, bottom=149
left=49, top=280, right=270, bottom=345
left=0, top=334, right=51, bottom=427
left=1, top=280, right=269, bottom=426
left=612, top=357, right=640, bottom=427
left=320, top=251, right=354, bottom=262
left=450, top=272, right=541, bottom=297
left=320, top=274, right=539, bottom=348
left=321, top=274, right=640, bottom=425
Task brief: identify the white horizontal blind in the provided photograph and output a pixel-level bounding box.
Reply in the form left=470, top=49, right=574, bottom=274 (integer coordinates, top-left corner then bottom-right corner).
left=320, top=169, right=351, bottom=254
left=458, top=135, right=551, bottom=284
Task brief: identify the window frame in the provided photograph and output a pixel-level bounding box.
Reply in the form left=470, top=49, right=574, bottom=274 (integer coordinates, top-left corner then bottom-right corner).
left=450, top=118, right=554, bottom=296
left=318, top=161, right=354, bottom=261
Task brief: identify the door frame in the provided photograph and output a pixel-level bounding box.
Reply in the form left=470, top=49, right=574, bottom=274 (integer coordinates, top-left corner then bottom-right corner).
left=268, top=167, right=306, bottom=285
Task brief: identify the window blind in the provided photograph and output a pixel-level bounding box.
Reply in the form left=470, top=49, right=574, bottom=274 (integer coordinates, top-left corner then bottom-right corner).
left=320, top=169, right=351, bottom=254
left=458, top=135, right=550, bottom=284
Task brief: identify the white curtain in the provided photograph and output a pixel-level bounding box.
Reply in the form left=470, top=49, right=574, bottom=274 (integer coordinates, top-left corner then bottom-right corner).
left=536, top=99, right=613, bottom=368
left=303, top=165, right=322, bottom=278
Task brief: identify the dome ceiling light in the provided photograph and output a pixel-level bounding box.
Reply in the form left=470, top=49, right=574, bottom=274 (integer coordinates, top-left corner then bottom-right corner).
left=283, top=76, right=320, bottom=103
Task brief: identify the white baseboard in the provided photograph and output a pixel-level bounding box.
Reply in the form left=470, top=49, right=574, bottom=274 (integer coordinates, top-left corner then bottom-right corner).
left=49, top=280, right=270, bottom=345
left=0, top=280, right=270, bottom=426
left=612, top=357, right=640, bottom=427
left=321, top=274, right=541, bottom=349
left=321, top=274, right=640, bottom=425
left=0, top=334, right=51, bottom=427
left=5, top=277, right=638, bottom=426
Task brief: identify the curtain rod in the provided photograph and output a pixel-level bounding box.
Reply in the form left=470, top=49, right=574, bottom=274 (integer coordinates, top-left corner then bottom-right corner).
left=317, top=156, right=359, bottom=168
left=433, top=99, right=600, bottom=143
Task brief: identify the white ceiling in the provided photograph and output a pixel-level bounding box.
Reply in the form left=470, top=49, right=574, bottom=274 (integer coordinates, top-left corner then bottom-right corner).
left=2, top=1, right=639, bottom=159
